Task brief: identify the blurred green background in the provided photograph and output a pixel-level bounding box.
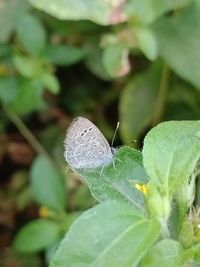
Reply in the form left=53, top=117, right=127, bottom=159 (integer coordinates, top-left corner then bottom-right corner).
left=0, top=0, right=200, bottom=266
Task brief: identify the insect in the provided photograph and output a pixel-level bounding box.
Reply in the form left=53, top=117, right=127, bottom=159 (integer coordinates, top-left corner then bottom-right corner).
left=64, top=117, right=116, bottom=170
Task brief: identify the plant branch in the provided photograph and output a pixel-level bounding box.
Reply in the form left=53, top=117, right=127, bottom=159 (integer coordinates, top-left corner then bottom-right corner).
left=3, top=105, right=53, bottom=164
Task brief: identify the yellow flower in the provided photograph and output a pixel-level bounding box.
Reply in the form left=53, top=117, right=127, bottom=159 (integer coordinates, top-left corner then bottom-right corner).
left=39, top=206, right=50, bottom=218
left=134, top=183, right=149, bottom=195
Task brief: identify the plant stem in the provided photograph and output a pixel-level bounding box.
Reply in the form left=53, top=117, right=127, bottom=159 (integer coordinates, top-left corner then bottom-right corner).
left=4, top=105, right=68, bottom=204
left=3, top=105, right=53, bottom=164
left=160, top=218, right=170, bottom=239
left=152, top=64, right=170, bottom=126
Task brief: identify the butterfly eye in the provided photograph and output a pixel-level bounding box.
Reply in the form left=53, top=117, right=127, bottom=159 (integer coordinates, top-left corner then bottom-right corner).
left=89, top=128, right=92, bottom=131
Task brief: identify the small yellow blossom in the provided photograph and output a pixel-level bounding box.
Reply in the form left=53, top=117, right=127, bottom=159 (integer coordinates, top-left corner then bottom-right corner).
left=39, top=206, right=50, bottom=218
left=134, top=183, right=149, bottom=195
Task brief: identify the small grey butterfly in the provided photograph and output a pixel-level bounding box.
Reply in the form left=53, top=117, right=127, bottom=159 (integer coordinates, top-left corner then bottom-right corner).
left=64, top=117, right=115, bottom=170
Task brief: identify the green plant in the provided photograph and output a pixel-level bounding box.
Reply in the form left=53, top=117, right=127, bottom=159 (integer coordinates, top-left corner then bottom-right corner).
left=12, top=156, right=67, bottom=258
left=50, top=120, right=200, bottom=267
left=12, top=154, right=94, bottom=261
left=1, top=0, right=200, bottom=138
left=0, top=0, right=85, bottom=117
left=1, top=1, right=200, bottom=266
left=26, top=0, right=200, bottom=143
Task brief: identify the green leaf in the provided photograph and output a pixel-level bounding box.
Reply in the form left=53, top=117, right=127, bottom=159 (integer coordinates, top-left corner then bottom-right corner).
left=72, top=184, right=95, bottom=210
left=41, top=72, right=60, bottom=94
left=163, top=81, right=200, bottom=121
left=30, top=155, right=66, bottom=211
left=0, top=76, right=19, bottom=103
left=153, top=2, right=200, bottom=88
left=135, top=26, right=158, bottom=60
left=141, top=239, right=183, bottom=267
left=103, top=43, right=130, bottom=78
left=13, top=55, right=43, bottom=78
left=76, top=146, right=149, bottom=211
left=0, top=44, right=12, bottom=58
left=10, top=79, right=45, bottom=115
left=45, top=44, right=85, bottom=66
left=178, top=221, right=194, bottom=248
left=194, top=247, right=200, bottom=265
left=143, top=121, right=200, bottom=196
left=28, top=0, right=126, bottom=26
left=119, top=63, right=160, bottom=142
left=0, top=0, right=30, bottom=43
left=50, top=200, right=160, bottom=267
left=15, top=13, right=46, bottom=56
left=13, top=219, right=61, bottom=253
left=192, top=262, right=200, bottom=267
left=45, top=238, right=63, bottom=263
left=125, top=0, right=192, bottom=25
left=85, top=43, right=111, bottom=80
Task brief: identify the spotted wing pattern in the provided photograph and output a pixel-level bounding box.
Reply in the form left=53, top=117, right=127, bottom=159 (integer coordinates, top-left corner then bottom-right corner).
left=64, top=117, right=113, bottom=169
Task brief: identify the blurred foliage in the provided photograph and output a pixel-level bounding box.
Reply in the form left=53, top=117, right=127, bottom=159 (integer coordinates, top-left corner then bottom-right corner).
left=0, top=0, right=200, bottom=266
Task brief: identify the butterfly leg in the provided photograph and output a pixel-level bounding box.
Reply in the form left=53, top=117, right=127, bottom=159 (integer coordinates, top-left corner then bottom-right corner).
left=115, top=157, right=122, bottom=164
left=112, top=160, right=116, bottom=172
left=112, top=156, right=123, bottom=172
left=100, top=165, right=105, bottom=176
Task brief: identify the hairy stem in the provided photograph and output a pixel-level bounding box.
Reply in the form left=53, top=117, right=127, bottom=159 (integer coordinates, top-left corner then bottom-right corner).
left=160, top=218, right=170, bottom=239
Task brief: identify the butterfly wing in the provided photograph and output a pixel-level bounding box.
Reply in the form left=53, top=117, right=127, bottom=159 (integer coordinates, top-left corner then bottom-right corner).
left=64, top=117, right=113, bottom=169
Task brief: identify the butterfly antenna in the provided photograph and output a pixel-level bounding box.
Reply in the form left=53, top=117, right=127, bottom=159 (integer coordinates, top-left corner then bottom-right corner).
left=111, top=121, right=120, bottom=147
